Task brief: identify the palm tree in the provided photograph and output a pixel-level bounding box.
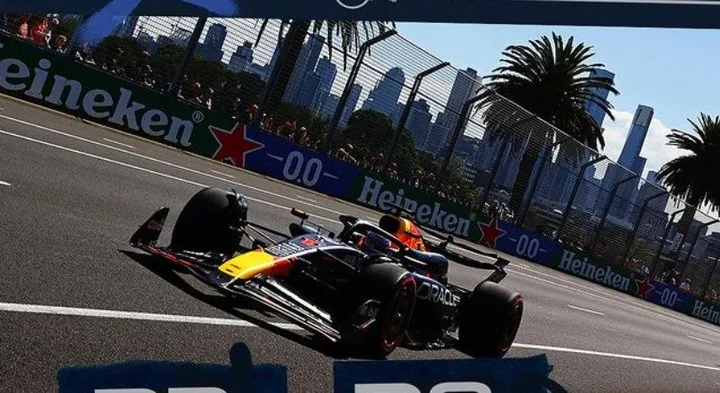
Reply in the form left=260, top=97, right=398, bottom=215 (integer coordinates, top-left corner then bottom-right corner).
left=472, top=33, right=619, bottom=216
left=252, top=20, right=395, bottom=122
left=655, top=113, right=720, bottom=239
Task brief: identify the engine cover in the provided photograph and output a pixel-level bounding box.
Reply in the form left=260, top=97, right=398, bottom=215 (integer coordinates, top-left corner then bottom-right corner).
left=406, top=273, right=459, bottom=342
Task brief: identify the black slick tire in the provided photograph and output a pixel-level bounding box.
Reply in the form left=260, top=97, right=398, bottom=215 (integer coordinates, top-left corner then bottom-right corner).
left=457, top=281, right=523, bottom=358
left=169, top=187, right=243, bottom=256
left=341, top=263, right=417, bottom=359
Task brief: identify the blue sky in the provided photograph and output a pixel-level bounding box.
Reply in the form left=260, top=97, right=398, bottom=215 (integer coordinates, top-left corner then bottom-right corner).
left=396, top=23, right=719, bottom=131
left=396, top=23, right=720, bottom=184
left=395, top=22, right=720, bottom=219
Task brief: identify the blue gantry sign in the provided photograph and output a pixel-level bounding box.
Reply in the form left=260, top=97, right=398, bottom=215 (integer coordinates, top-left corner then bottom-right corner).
left=5, top=0, right=720, bottom=29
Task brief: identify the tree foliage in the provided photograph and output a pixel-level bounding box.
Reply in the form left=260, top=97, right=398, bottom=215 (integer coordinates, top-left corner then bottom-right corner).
left=339, top=109, right=419, bottom=176
left=253, top=20, right=396, bottom=71
left=656, top=113, right=720, bottom=209
left=473, top=33, right=619, bottom=214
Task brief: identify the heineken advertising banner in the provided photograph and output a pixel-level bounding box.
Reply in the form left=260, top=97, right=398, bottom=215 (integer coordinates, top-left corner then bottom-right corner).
left=6, top=0, right=720, bottom=29
left=0, top=35, right=358, bottom=198
left=479, top=220, right=561, bottom=267
left=349, top=172, right=480, bottom=238
left=1, top=35, right=718, bottom=327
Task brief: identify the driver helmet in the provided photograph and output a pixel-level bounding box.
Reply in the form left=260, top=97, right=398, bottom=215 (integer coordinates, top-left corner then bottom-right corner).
left=355, top=231, right=392, bottom=255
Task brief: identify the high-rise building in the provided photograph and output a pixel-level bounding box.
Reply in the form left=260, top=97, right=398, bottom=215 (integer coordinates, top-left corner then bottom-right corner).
left=631, top=170, right=670, bottom=224
left=298, top=73, right=322, bottom=108
left=613, top=105, right=653, bottom=219
left=576, top=68, right=615, bottom=210
left=361, top=67, right=406, bottom=120
left=227, top=41, right=254, bottom=73
left=321, top=94, right=340, bottom=121
left=405, top=99, right=432, bottom=148
left=284, top=34, right=325, bottom=105
left=197, top=23, right=227, bottom=63
left=340, top=84, right=363, bottom=126
left=628, top=155, right=647, bottom=205
left=423, top=68, right=479, bottom=156
left=585, top=69, right=616, bottom=129
left=114, top=16, right=139, bottom=38
left=618, top=105, right=653, bottom=168
left=311, top=57, right=337, bottom=112
left=392, top=102, right=405, bottom=127
left=596, top=105, right=654, bottom=220
left=423, top=112, right=449, bottom=157
left=262, top=43, right=283, bottom=83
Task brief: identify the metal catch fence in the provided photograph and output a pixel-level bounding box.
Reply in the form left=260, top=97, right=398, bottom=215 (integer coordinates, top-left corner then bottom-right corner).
left=2, top=13, right=718, bottom=304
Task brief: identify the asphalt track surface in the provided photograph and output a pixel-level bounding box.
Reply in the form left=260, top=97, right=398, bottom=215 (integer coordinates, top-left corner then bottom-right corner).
left=1, top=95, right=719, bottom=393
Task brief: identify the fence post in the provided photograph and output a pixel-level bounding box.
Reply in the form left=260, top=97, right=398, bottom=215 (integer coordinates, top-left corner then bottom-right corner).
left=554, top=155, right=607, bottom=241
left=618, top=190, right=669, bottom=265
left=382, top=61, right=450, bottom=175
left=678, top=219, right=720, bottom=280
left=477, top=137, right=511, bottom=211
left=325, top=30, right=398, bottom=152
left=588, top=173, right=640, bottom=254
left=254, top=19, right=311, bottom=128
left=517, top=135, right=573, bottom=226
left=439, top=94, right=516, bottom=177
left=650, top=208, right=688, bottom=277
left=168, top=15, right=207, bottom=98
left=700, top=249, right=720, bottom=296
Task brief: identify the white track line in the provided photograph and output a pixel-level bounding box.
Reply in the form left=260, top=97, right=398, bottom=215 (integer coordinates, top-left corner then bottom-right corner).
left=512, top=343, right=720, bottom=372
left=102, top=138, right=135, bottom=149
left=687, top=335, right=713, bottom=344
left=506, top=264, right=720, bottom=336
left=567, top=304, right=606, bottom=316
left=0, top=302, right=302, bottom=330
left=1, top=117, right=718, bottom=336
left=0, top=128, right=338, bottom=225
left=212, top=170, right=236, bottom=179
left=513, top=343, right=720, bottom=371
left=0, top=180, right=10, bottom=186
left=0, top=114, right=351, bottom=218
left=296, top=195, right=317, bottom=203
left=2, top=301, right=718, bottom=373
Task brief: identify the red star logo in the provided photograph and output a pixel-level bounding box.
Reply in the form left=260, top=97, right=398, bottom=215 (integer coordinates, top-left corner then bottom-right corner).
left=635, top=276, right=656, bottom=299
left=209, top=123, right=264, bottom=168
left=477, top=218, right=507, bottom=249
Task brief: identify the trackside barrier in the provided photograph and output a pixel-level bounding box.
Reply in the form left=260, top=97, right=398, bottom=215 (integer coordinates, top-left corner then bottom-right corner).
left=0, top=34, right=718, bottom=328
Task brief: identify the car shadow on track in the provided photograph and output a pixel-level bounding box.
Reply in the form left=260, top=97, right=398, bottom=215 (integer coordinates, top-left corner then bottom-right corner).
left=119, top=249, right=349, bottom=359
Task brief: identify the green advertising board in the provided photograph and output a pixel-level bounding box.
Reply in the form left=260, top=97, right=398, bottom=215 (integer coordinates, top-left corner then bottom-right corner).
left=0, top=35, right=229, bottom=158
left=552, top=246, right=642, bottom=295
left=347, top=170, right=484, bottom=240
left=689, top=299, right=720, bottom=326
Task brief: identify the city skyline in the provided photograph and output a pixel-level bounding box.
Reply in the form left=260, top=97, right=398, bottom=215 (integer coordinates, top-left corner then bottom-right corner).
left=114, top=16, right=716, bottom=221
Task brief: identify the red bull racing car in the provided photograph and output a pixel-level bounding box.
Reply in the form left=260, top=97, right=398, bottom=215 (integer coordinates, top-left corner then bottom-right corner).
left=129, top=187, right=524, bottom=359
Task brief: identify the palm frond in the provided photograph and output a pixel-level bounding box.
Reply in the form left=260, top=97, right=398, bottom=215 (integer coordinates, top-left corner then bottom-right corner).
left=473, top=32, right=618, bottom=168
left=655, top=113, right=720, bottom=211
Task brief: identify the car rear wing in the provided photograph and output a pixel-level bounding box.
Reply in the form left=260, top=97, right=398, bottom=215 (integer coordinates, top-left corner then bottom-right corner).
left=414, top=222, right=510, bottom=283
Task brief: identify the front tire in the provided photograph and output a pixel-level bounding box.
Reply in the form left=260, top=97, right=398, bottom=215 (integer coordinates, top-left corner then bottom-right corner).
left=457, top=281, right=523, bottom=358
left=169, top=187, right=245, bottom=257
left=341, top=263, right=417, bottom=359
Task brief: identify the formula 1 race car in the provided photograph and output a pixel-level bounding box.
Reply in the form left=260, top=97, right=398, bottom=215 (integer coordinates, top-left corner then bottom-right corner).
left=129, top=187, right=524, bottom=359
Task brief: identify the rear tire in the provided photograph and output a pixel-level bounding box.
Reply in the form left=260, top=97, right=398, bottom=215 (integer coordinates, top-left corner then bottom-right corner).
left=341, top=263, right=417, bottom=359
left=457, top=281, right=523, bottom=358
left=169, top=187, right=245, bottom=257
